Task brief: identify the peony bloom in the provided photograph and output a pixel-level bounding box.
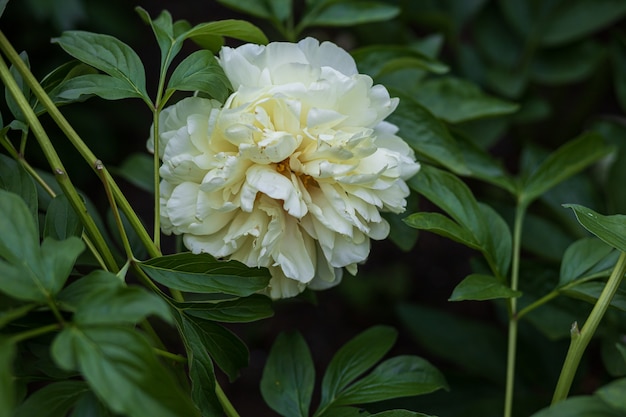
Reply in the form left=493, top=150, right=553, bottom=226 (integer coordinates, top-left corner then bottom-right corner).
left=150, top=38, right=420, bottom=299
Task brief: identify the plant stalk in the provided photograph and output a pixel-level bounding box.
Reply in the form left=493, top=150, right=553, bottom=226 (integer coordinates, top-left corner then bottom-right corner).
left=504, top=203, right=526, bottom=417
left=552, top=251, right=626, bottom=403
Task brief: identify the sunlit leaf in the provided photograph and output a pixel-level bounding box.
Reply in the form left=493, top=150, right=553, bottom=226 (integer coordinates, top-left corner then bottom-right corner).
left=261, top=332, right=315, bottom=417
left=449, top=274, right=521, bottom=301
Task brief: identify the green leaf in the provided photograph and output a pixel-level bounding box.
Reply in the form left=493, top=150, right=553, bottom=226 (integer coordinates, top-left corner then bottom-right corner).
left=70, top=391, right=113, bottom=417
left=612, top=35, right=626, bottom=114
left=0, top=154, right=38, bottom=227
left=333, top=356, right=447, bottom=406
left=216, top=0, right=272, bottom=19
left=372, top=412, right=434, bottom=417
left=564, top=205, right=626, bottom=253
left=33, top=61, right=99, bottom=112
left=58, top=269, right=122, bottom=308
left=182, top=294, right=274, bottom=323
left=0, top=338, right=15, bottom=417
left=0, top=0, right=8, bottom=18
left=560, top=238, right=615, bottom=287
left=530, top=395, right=622, bottom=417
left=51, top=31, right=149, bottom=101
left=139, top=253, right=271, bottom=296
left=172, top=311, right=221, bottom=416
left=51, top=325, right=200, bottom=417
left=57, top=74, right=148, bottom=101
left=135, top=8, right=181, bottom=72
left=166, top=50, right=232, bottom=102
left=319, top=326, right=397, bottom=409
left=595, top=377, right=626, bottom=411
left=261, top=332, right=315, bottom=417
left=387, top=91, right=470, bottom=176
left=449, top=274, right=521, bottom=301
left=408, top=165, right=484, bottom=241
left=44, top=194, right=83, bottom=240
left=302, top=1, right=400, bottom=28
left=183, top=19, right=268, bottom=46
left=0, top=303, right=37, bottom=328
left=110, top=153, right=154, bottom=193
left=5, top=51, right=31, bottom=123
left=397, top=303, right=506, bottom=382
left=74, top=285, right=172, bottom=326
left=413, top=77, right=519, bottom=123
left=352, top=45, right=449, bottom=79
left=479, top=203, right=512, bottom=277
left=521, top=132, right=612, bottom=206
left=563, top=281, right=626, bottom=312
left=179, top=314, right=248, bottom=381
left=384, top=192, right=419, bottom=251
left=268, top=0, right=292, bottom=22
left=531, top=40, right=605, bottom=85
left=13, top=381, right=89, bottom=417
left=403, top=212, right=479, bottom=249
left=0, top=192, right=83, bottom=302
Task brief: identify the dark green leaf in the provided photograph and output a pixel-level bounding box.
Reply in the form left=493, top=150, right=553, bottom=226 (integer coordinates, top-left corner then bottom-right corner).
left=183, top=19, right=268, bottom=45
left=0, top=188, right=38, bottom=266
left=0, top=0, right=7, bottom=18
left=333, top=356, right=447, bottom=406
left=564, top=205, right=626, bottom=252
left=560, top=238, right=615, bottom=287
left=388, top=91, right=470, bottom=175
left=302, top=1, right=399, bottom=28
left=320, top=326, right=397, bottom=409
left=521, top=132, right=612, bottom=205
left=182, top=294, right=274, bottom=323
left=612, top=35, right=626, bottom=114
left=110, top=153, right=154, bottom=193
left=413, top=77, right=518, bottom=123
left=352, top=45, right=448, bottom=79
left=172, top=311, right=221, bottom=416
left=563, top=281, right=626, bottom=312
left=44, top=194, right=83, bottom=240
left=216, top=0, right=272, bottom=19
left=530, top=395, right=622, bottom=417
left=0, top=338, right=15, bottom=417
left=33, top=61, right=99, bottom=112
left=0, top=303, right=36, bottom=328
left=479, top=202, right=512, bottom=277
left=0, top=154, right=38, bottom=227
left=166, top=50, right=232, bottom=102
left=39, top=237, right=85, bottom=295
left=384, top=192, right=419, bottom=251
left=372, top=412, right=434, bottom=417
left=140, top=253, right=271, bottom=296
left=58, top=74, right=147, bottom=101
left=449, top=274, right=521, bottom=301
left=5, top=51, right=30, bottom=123
left=531, top=40, right=605, bottom=85
left=51, top=31, right=149, bottom=100
left=51, top=325, right=200, bottom=417
left=268, top=0, right=292, bottom=22
left=58, top=269, right=122, bottom=309
left=261, top=332, right=315, bottom=417
left=179, top=314, right=248, bottom=381
left=397, top=303, right=506, bottom=382
left=13, top=381, right=89, bottom=417
left=403, top=212, right=479, bottom=249
left=70, top=391, right=113, bottom=417
left=595, top=378, right=626, bottom=411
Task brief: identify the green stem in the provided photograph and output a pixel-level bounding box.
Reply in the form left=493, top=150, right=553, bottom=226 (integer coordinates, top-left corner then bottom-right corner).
left=152, top=109, right=162, bottom=252
left=0, top=53, right=119, bottom=273
left=154, top=348, right=188, bottom=363
left=0, top=30, right=159, bottom=260
left=9, top=323, right=60, bottom=344
left=216, top=381, right=240, bottom=417
left=552, top=251, right=626, bottom=403
left=504, top=203, right=526, bottom=417
left=517, top=290, right=559, bottom=321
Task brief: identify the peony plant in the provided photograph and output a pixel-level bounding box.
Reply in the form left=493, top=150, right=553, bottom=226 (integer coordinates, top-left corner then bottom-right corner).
left=1, top=1, right=626, bottom=417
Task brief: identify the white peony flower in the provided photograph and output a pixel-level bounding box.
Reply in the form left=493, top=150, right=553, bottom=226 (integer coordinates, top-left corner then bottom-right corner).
left=151, top=38, right=420, bottom=299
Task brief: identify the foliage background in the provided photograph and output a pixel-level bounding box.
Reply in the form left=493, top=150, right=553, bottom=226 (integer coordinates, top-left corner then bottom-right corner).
left=2, top=0, right=626, bottom=416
